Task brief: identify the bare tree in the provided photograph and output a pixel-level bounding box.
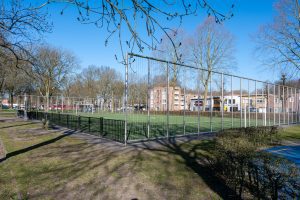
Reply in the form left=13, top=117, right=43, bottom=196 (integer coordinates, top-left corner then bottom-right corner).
left=111, top=79, right=124, bottom=111
left=3, top=59, right=33, bottom=108
left=35, top=0, right=234, bottom=61
left=0, top=0, right=50, bottom=68
left=255, top=0, right=300, bottom=77
left=0, top=54, right=9, bottom=109
left=78, top=65, right=101, bottom=98
left=97, top=66, right=122, bottom=111
left=128, top=72, right=147, bottom=109
left=31, top=45, right=78, bottom=111
left=0, top=49, right=34, bottom=109
left=190, top=17, right=235, bottom=111
left=153, top=29, right=188, bottom=86
left=152, top=74, right=167, bottom=87
left=60, top=74, right=77, bottom=97
left=63, top=65, right=124, bottom=111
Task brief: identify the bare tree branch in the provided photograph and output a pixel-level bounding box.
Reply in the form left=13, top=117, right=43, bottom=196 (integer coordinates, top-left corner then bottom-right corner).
left=34, top=0, right=234, bottom=63
left=255, top=0, right=300, bottom=77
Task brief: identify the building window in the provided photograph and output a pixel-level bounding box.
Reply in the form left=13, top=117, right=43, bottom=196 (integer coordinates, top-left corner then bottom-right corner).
left=257, top=98, right=263, bottom=103
left=229, top=99, right=236, bottom=104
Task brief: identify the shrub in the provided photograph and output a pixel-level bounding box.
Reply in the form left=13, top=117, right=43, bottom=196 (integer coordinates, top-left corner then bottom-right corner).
left=211, top=127, right=299, bottom=199
left=248, top=152, right=300, bottom=199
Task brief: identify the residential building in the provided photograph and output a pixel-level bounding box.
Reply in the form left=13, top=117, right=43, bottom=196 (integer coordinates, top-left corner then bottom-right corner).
left=150, top=86, right=196, bottom=111
left=190, top=96, right=221, bottom=111
left=224, top=95, right=241, bottom=112
left=150, top=86, right=299, bottom=113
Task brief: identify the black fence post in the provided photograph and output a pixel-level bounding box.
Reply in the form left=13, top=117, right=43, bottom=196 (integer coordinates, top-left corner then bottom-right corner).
left=78, top=115, right=81, bottom=131
left=100, top=117, right=103, bottom=136
left=45, top=112, right=47, bottom=123
left=58, top=112, right=61, bottom=125
left=88, top=117, right=91, bottom=133
left=67, top=114, right=69, bottom=128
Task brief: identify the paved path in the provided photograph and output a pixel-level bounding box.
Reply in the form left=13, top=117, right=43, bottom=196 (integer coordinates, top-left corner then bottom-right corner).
left=266, top=145, right=300, bottom=167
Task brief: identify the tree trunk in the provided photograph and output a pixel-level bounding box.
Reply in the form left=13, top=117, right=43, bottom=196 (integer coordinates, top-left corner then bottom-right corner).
left=111, top=91, right=114, bottom=113
left=0, top=80, right=4, bottom=110
left=10, top=92, right=14, bottom=109
left=46, top=92, right=49, bottom=112
left=0, top=94, right=2, bottom=110
left=202, top=72, right=211, bottom=111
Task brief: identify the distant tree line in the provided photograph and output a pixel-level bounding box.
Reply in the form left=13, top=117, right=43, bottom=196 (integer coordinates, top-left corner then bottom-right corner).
left=0, top=43, right=125, bottom=110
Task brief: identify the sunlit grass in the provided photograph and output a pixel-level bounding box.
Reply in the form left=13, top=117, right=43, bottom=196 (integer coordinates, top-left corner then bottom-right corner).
left=279, top=125, right=300, bottom=141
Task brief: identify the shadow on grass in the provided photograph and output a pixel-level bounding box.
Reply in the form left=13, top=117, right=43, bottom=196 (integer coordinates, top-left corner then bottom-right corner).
left=134, top=137, right=238, bottom=199
left=0, top=125, right=236, bottom=199
left=0, top=130, right=75, bottom=163
left=26, top=132, right=237, bottom=199
left=20, top=140, right=143, bottom=199
left=0, top=122, right=40, bottom=129
left=281, top=135, right=300, bottom=141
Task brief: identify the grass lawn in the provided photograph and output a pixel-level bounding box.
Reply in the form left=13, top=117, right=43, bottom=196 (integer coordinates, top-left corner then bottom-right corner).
left=0, top=110, right=17, bottom=118
left=278, top=125, right=300, bottom=141
left=0, top=113, right=299, bottom=199
left=0, top=118, right=230, bottom=199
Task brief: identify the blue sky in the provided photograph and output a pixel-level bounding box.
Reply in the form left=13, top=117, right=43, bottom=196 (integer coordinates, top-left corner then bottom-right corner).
left=41, top=0, right=278, bottom=82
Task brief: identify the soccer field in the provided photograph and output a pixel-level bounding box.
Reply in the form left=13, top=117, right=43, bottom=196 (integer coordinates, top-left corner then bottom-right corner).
left=57, top=110, right=268, bottom=141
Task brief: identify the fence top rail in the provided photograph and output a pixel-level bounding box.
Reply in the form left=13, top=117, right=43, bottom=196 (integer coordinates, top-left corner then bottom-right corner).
left=128, top=52, right=300, bottom=90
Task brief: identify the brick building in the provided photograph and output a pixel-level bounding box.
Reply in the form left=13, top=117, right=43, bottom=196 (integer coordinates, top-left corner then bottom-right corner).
left=150, top=86, right=196, bottom=111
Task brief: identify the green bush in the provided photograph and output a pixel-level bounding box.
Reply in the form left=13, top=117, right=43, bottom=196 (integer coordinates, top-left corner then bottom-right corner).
left=211, top=127, right=299, bottom=199
left=249, top=153, right=300, bottom=199
left=219, top=126, right=281, bottom=146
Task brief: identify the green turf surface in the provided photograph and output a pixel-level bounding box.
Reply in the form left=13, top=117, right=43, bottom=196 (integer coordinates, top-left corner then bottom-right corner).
left=27, top=109, right=299, bottom=142
left=30, top=110, right=279, bottom=141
